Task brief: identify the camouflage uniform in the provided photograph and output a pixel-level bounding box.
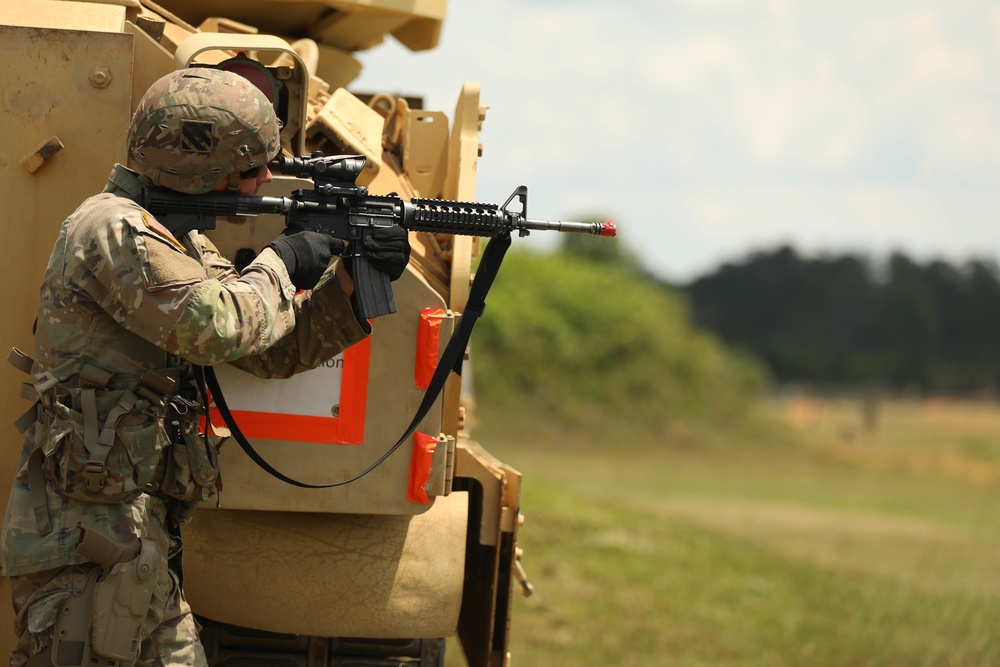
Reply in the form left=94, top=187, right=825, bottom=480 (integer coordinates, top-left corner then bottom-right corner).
left=1, top=160, right=370, bottom=666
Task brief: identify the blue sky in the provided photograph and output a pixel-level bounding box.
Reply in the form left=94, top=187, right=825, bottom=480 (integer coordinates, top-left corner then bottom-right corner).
left=353, top=0, right=1000, bottom=282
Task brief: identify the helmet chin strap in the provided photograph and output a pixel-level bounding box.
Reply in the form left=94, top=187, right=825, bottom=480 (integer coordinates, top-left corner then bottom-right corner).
left=226, top=172, right=241, bottom=192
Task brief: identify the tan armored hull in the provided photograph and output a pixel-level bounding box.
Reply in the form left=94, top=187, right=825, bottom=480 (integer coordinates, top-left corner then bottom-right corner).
left=0, top=2, right=522, bottom=665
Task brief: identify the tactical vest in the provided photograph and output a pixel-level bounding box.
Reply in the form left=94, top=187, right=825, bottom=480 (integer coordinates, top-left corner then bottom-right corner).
left=9, top=347, right=221, bottom=535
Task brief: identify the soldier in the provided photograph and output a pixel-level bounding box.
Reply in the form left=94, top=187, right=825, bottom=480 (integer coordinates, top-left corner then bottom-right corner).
left=0, top=68, right=410, bottom=667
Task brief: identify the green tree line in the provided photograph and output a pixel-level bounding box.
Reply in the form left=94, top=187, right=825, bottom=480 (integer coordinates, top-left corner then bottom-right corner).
left=471, top=233, right=766, bottom=436
left=683, top=245, right=1000, bottom=393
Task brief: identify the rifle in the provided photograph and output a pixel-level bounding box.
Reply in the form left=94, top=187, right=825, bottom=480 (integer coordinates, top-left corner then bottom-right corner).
left=139, top=152, right=616, bottom=320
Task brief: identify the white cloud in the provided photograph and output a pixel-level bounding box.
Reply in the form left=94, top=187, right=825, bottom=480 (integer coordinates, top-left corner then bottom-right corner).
left=643, top=184, right=1000, bottom=280
left=992, top=7, right=1000, bottom=53
left=672, top=0, right=748, bottom=9
left=643, top=36, right=745, bottom=93
left=735, top=58, right=866, bottom=170
left=855, top=6, right=984, bottom=106
left=637, top=12, right=870, bottom=176
left=352, top=1, right=1000, bottom=281
left=924, top=103, right=1000, bottom=181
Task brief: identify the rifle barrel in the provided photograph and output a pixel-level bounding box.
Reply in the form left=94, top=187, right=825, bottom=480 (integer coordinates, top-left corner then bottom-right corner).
left=521, top=219, right=617, bottom=237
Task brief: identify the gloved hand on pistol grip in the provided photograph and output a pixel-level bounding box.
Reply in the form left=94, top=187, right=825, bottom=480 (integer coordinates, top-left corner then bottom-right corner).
left=266, top=230, right=346, bottom=290
left=362, top=225, right=411, bottom=281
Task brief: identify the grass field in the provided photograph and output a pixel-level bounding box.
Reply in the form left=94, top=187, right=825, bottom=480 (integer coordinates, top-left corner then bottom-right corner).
left=464, top=396, right=1000, bottom=667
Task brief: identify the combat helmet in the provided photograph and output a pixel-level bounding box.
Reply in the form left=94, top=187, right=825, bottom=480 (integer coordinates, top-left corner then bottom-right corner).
left=127, top=68, right=281, bottom=194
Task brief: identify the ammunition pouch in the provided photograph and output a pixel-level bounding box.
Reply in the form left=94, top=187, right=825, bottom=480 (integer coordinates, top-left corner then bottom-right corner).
left=154, top=399, right=221, bottom=504
left=9, top=350, right=222, bottom=515
left=38, top=368, right=172, bottom=504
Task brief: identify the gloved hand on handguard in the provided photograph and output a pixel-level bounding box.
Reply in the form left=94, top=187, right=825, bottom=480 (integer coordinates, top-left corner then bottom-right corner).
left=356, top=225, right=411, bottom=282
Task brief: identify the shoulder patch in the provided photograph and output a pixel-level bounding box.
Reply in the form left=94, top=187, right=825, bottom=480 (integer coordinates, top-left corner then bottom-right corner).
left=143, top=235, right=207, bottom=288
left=141, top=212, right=186, bottom=252
left=122, top=210, right=207, bottom=288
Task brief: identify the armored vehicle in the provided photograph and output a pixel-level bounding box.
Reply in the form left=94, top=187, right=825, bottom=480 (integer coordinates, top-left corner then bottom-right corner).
left=0, top=1, right=530, bottom=665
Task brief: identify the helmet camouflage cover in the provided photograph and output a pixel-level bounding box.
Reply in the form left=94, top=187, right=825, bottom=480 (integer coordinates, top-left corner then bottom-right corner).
left=127, top=67, right=281, bottom=194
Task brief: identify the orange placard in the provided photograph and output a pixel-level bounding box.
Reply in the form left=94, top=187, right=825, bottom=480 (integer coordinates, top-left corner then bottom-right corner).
left=415, top=308, right=447, bottom=389
left=208, top=336, right=371, bottom=445
left=407, top=431, right=437, bottom=504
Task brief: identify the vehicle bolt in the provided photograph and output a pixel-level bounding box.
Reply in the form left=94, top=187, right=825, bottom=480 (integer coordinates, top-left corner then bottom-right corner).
left=90, top=67, right=112, bottom=88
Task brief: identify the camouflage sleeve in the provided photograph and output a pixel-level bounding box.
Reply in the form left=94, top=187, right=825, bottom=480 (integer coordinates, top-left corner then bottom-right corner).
left=189, top=232, right=371, bottom=377
left=226, top=260, right=372, bottom=379
left=195, top=233, right=239, bottom=282
left=68, top=197, right=297, bottom=365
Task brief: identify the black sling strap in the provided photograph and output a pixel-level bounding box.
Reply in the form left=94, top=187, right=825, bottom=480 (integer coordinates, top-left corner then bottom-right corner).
left=203, top=232, right=513, bottom=489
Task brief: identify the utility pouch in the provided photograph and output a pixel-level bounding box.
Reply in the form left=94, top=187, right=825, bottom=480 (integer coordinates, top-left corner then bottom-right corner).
left=157, top=406, right=220, bottom=503
left=41, top=365, right=174, bottom=504
left=90, top=538, right=159, bottom=663
left=42, top=394, right=167, bottom=504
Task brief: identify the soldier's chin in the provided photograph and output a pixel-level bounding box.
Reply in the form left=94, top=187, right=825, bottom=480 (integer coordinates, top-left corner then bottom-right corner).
left=224, top=216, right=250, bottom=225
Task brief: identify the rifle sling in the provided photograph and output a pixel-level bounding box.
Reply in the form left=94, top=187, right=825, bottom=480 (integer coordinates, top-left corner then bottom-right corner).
left=202, top=232, right=513, bottom=489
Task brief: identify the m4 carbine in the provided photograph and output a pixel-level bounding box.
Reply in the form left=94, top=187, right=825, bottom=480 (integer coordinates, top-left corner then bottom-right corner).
left=140, top=153, right=616, bottom=320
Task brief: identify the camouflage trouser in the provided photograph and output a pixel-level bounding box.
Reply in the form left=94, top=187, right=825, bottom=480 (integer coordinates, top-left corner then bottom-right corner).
left=9, top=562, right=207, bottom=667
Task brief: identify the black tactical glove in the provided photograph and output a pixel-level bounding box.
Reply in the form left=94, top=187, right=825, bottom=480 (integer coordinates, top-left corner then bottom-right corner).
left=357, top=225, right=411, bottom=281
left=266, top=230, right=346, bottom=290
